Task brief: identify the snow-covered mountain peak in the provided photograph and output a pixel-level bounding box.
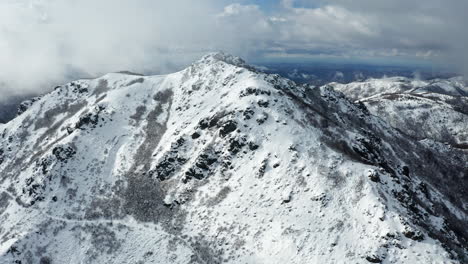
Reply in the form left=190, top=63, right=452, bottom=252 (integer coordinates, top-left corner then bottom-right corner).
left=196, top=51, right=248, bottom=68
left=0, top=54, right=467, bottom=263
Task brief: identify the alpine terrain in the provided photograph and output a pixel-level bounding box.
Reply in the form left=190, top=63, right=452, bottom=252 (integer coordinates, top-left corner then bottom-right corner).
left=0, top=53, right=466, bottom=263
left=330, top=77, right=468, bottom=148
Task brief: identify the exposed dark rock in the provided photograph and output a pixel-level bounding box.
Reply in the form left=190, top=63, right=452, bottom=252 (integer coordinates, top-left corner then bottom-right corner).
left=154, top=138, right=187, bottom=181
left=6, top=246, right=20, bottom=256
left=352, top=135, right=382, bottom=165
left=52, top=145, right=76, bottom=162
left=403, top=230, right=424, bottom=241
left=23, top=176, right=45, bottom=204
left=184, top=167, right=205, bottom=181
left=402, top=166, right=410, bottom=177
left=75, top=111, right=101, bottom=130
left=418, top=183, right=430, bottom=199
left=198, top=112, right=227, bottom=130
left=288, top=145, right=297, bottom=152
left=198, top=119, right=212, bottom=130
left=227, top=136, right=247, bottom=154
left=256, top=112, right=268, bottom=125
left=195, top=154, right=217, bottom=171
left=368, top=170, right=381, bottom=183
left=191, top=132, right=201, bottom=139
left=257, top=159, right=268, bottom=178
left=248, top=142, right=259, bottom=151
left=365, top=255, right=382, bottom=263
left=240, top=87, right=271, bottom=97
left=257, top=100, right=269, bottom=108
left=37, top=157, right=53, bottom=175
left=70, top=82, right=88, bottom=94
left=356, top=101, right=370, bottom=116
left=176, top=137, right=185, bottom=146
left=243, top=108, right=255, bottom=120
left=219, top=121, right=237, bottom=137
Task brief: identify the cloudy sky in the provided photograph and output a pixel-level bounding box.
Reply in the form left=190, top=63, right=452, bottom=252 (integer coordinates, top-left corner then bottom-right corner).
left=0, top=0, right=467, bottom=98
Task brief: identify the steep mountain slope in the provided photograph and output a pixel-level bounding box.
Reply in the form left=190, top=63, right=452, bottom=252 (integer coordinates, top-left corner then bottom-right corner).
left=330, top=77, right=468, bottom=148
left=0, top=53, right=466, bottom=263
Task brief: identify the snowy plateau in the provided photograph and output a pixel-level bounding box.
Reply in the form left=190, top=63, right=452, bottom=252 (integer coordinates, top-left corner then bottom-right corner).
left=0, top=53, right=466, bottom=263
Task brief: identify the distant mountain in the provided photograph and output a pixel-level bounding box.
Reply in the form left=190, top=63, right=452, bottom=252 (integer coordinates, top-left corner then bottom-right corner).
left=330, top=77, right=468, bottom=148
left=259, top=62, right=454, bottom=86
left=330, top=76, right=468, bottom=100
left=0, top=53, right=466, bottom=263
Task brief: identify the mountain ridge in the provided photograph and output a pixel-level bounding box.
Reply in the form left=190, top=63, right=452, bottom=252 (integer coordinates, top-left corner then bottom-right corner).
left=0, top=53, right=466, bottom=263
left=330, top=76, right=468, bottom=149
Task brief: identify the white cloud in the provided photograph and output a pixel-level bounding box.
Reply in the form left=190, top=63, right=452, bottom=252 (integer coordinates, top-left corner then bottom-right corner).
left=0, top=0, right=221, bottom=99
left=218, top=3, right=260, bottom=17
left=0, top=0, right=467, bottom=100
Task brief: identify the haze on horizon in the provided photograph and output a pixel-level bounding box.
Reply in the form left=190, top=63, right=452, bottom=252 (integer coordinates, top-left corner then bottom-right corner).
left=0, top=0, right=467, bottom=100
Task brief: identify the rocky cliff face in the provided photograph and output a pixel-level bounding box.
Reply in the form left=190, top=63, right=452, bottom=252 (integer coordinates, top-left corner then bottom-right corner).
left=0, top=53, right=466, bottom=263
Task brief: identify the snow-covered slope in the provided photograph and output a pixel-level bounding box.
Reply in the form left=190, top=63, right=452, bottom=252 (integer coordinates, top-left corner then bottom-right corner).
left=0, top=53, right=467, bottom=263
left=360, top=93, right=468, bottom=148
left=330, top=76, right=468, bottom=101
left=330, top=77, right=468, bottom=148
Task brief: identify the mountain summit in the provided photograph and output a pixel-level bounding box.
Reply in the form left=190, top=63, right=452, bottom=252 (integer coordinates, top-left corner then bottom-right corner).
left=0, top=53, right=466, bottom=263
